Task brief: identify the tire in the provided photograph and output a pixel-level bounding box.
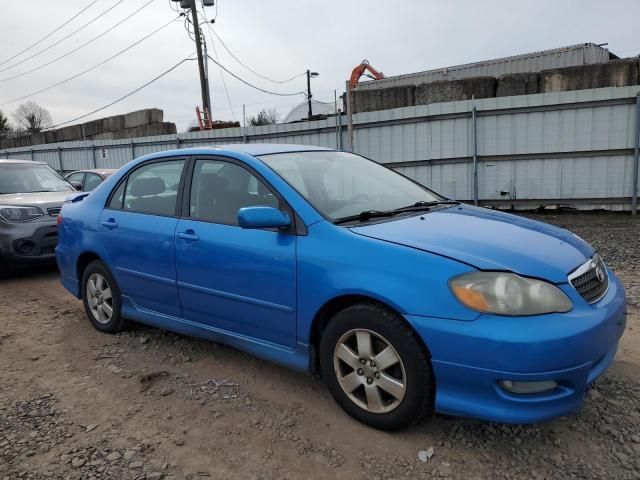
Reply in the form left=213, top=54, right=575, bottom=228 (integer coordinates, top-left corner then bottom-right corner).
left=319, top=302, right=434, bottom=430
left=81, top=260, right=127, bottom=333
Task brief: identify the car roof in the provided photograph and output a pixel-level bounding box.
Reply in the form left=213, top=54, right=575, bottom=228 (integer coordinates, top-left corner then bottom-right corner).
left=159, top=143, right=333, bottom=158
left=69, top=168, right=118, bottom=175
left=0, top=159, right=45, bottom=165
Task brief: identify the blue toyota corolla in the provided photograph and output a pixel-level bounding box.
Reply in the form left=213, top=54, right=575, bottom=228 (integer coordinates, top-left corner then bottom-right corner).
left=56, top=144, right=626, bottom=430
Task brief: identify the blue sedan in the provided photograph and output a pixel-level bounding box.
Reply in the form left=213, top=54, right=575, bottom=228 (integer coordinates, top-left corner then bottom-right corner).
left=56, top=144, right=626, bottom=430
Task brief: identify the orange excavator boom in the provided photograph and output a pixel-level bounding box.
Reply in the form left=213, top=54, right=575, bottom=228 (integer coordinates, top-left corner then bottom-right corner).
left=349, top=59, right=385, bottom=90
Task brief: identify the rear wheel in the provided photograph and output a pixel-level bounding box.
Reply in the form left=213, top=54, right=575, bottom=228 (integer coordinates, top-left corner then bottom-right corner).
left=319, top=302, right=434, bottom=430
left=81, top=260, right=126, bottom=333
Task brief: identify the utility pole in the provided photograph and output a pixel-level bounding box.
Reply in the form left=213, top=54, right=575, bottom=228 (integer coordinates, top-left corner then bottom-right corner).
left=306, top=69, right=318, bottom=120
left=188, top=0, right=211, bottom=117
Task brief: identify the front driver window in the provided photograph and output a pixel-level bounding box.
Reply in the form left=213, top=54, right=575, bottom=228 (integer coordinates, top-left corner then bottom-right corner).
left=189, top=159, right=279, bottom=225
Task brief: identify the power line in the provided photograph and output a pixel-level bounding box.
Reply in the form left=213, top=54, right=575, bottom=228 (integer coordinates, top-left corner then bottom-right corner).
left=206, top=54, right=304, bottom=97
left=0, top=0, right=158, bottom=84
left=0, top=0, right=99, bottom=67
left=0, top=17, right=179, bottom=106
left=208, top=28, right=306, bottom=84
left=46, top=56, right=197, bottom=129
left=0, top=0, right=128, bottom=74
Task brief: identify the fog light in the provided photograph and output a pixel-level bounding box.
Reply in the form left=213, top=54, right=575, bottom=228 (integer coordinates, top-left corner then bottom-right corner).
left=15, top=240, right=35, bottom=254
left=499, top=380, right=558, bottom=394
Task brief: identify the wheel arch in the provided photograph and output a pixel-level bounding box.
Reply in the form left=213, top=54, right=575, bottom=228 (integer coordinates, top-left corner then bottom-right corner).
left=308, top=294, right=432, bottom=375
left=76, top=251, right=103, bottom=298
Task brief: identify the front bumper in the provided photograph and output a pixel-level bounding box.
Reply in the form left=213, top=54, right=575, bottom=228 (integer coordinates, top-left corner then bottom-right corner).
left=406, top=272, right=627, bottom=423
left=0, top=222, right=58, bottom=264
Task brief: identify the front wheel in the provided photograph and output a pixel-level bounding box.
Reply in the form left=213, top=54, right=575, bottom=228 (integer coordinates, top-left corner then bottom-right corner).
left=81, top=260, right=127, bottom=333
left=319, top=303, right=434, bottom=430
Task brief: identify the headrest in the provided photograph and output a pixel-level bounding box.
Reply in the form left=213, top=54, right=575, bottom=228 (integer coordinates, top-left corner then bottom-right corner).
left=200, top=173, right=229, bottom=193
left=130, top=176, right=165, bottom=197
left=257, top=180, right=271, bottom=196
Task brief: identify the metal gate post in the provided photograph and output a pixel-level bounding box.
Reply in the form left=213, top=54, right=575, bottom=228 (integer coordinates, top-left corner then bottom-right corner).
left=345, top=80, right=354, bottom=152
left=632, top=93, right=640, bottom=215
left=472, top=103, right=479, bottom=206
left=57, top=147, right=65, bottom=174
left=338, top=109, right=343, bottom=151
left=130, top=140, right=135, bottom=161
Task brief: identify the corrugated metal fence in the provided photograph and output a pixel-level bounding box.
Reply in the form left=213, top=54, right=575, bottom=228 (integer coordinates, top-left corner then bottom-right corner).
left=3, top=85, right=640, bottom=211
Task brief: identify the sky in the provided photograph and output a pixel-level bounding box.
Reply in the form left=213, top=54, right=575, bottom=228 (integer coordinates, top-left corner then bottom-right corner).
left=0, top=0, right=638, bottom=132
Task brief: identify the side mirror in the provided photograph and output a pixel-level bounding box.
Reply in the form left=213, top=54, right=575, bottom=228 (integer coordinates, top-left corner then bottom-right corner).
left=238, top=206, right=291, bottom=229
left=70, top=181, right=83, bottom=191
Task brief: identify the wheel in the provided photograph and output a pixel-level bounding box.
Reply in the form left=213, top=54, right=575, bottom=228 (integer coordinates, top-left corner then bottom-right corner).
left=81, top=260, right=126, bottom=333
left=319, top=302, right=434, bottom=430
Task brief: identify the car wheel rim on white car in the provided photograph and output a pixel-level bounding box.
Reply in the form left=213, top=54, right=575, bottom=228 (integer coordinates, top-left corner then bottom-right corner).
left=333, top=329, right=407, bottom=413
left=87, top=273, right=113, bottom=324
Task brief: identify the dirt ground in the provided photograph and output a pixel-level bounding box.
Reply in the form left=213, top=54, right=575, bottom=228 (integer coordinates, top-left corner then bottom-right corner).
left=1, top=212, right=639, bottom=480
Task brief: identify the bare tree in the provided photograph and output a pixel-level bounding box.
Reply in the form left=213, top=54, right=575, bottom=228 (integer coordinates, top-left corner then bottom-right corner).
left=0, top=110, right=11, bottom=139
left=12, top=101, right=53, bottom=133
left=247, top=108, right=280, bottom=126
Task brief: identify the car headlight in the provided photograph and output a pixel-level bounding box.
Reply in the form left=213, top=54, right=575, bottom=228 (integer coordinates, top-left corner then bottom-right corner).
left=0, top=205, right=44, bottom=222
left=450, top=272, right=572, bottom=316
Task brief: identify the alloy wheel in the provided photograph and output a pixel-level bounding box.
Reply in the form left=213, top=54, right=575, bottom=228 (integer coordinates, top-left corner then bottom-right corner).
left=87, top=273, right=114, bottom=325
left=333, top=328, right=406, bottom=413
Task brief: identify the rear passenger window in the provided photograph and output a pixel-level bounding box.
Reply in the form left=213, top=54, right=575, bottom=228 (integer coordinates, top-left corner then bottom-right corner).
left=84, top=173, right=102, bottom=191
left=118, top=160, right=185, bottom=216
left=189, top=159, right=279, bottom=224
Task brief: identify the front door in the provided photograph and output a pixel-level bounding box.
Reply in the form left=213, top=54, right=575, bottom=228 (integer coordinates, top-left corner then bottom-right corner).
left=175, top=158, right=297, bottom=348
left=98, top=158, right=187, bottom=317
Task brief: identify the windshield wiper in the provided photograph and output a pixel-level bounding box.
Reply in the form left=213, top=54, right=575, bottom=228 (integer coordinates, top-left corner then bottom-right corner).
left=334, top=201, right=460, bottom=225
left=333, top=210, right=395, bottom=225
left=391, top=200, right=460, bottom=214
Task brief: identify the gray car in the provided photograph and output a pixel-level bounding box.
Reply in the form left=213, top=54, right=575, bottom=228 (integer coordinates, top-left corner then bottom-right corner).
left=0, top=159, right=76, bottom=273
left=65, top=168, right=117, bottom=192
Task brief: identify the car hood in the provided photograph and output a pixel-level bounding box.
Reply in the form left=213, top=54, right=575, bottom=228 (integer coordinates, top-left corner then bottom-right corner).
left=0, top=191, right=74, bottom=209
left=349, top=205, right=594, bottom=283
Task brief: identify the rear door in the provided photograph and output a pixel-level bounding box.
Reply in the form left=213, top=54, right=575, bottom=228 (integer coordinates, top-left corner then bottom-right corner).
left=174, top=157, right=298, bottom=348
left=98, top=158, right=187, bottom=317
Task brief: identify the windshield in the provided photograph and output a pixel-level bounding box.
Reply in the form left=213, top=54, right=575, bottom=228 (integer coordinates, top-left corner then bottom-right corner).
left=259, top=151, right=442, bottom=221
left=0, top=163, right=74, bottom=194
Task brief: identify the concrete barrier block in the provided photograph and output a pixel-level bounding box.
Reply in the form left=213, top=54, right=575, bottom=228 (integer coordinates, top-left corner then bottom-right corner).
left=101, top=115, right=125, bottom=132
left=540, top=59, right=640, bottom=92
left=148, top=108, right=163, bottom=124
left=113, top=122, right=177, bottom=140
left=58, top=125, right=82, bottom=141
left=90, top=132, right=115, bottom=140
left=44, top=130, right=60, bottom=144
left=352, top=86, right=415, bottom=113
left=496, top=73, right=539, bottom=97
left=123, top=109, right=153, bottom=129
left=81, top=120, right=102, bottom=137
left=415, top=77, right=497, bottom=105
left=29, top=133, right=46, bottom=146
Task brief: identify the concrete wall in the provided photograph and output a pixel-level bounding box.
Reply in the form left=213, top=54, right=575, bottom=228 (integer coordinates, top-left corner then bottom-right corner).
left=354, top=43, right=612, bottom=91
left=352, top=59, right=640, bottom=113
left=0, top=108, right=174, bottom=149
left=2, top=86, right=639, bottom=211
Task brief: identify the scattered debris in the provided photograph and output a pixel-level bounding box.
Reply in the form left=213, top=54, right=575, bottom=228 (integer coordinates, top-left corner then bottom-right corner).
left=84, top=423, right=100, bottom=432
left=418, top=446, right=435, bottom=463
left=139, top=371, right=169, bottom=392
left=187, top=378, right=239, bottom=401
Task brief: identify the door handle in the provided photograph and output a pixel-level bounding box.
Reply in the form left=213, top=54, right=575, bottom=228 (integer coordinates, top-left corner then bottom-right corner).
left=101, top=219, right=118, bottom=228
left=177, top=231, right=200, bottom=241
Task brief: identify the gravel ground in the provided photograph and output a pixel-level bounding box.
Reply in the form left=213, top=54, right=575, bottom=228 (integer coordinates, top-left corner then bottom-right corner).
left=0, top=212, right=638, bottom=480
